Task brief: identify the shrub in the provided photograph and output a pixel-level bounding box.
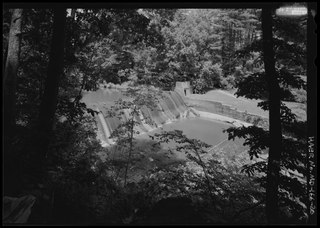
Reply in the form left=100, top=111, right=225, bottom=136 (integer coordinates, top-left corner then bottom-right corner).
left=193, top=62, right=223, bottom=94
left=45, top=116, right=122, bottom=223
left=291, top=88, right=307, bottom=103
left=220, top=75, right=236, bottom=90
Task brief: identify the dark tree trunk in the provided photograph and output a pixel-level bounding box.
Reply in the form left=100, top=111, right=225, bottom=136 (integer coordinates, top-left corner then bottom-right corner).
left=4, top=9, right=23, bottom=139
left=37, top=8, right=66, bottom=163
left=261, top=8, right=282, bottom=224
left=70, top=8, right=76, bottom=19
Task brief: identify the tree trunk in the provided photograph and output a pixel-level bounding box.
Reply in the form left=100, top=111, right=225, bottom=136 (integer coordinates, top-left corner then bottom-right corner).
left=261, top=8, right=282, bottom=224
left=70, top=8, right=76, bottom=20
left=37, top=8, right=66, bottom=162
left=4, top=9, right=23, bottom=138
left=124, top=107, right=137, bottom=187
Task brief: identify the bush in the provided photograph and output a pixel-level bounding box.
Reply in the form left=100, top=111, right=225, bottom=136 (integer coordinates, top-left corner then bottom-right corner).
left=220, top=75, right=236, bottom=90
left=193, top=63, right=223, bottom=94
left=234, top=66, right=245, bottom=78
left=291, top=88, right=307, bottom=103
left=45, top=116, right=120, bottom=223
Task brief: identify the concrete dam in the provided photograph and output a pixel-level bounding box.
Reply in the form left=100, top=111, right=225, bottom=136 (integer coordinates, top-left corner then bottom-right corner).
left=82, top=86, right=199, bottom=146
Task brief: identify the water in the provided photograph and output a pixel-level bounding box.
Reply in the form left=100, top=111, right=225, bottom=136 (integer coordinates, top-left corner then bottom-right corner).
left=137, top=117, right=232, bottom=160
left=82, top=88, right=191, bottom=146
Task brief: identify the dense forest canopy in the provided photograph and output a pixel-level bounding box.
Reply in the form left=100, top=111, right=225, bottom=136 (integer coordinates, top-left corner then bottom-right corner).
left=3, top=5, right=315, bottom=225
left=3, top=8, right=307, bottom=126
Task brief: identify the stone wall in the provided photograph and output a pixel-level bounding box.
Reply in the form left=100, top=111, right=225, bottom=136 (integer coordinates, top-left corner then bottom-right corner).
left=185, top=97, right=269, bottom=128
left=174, top=81, right=268, bottom=128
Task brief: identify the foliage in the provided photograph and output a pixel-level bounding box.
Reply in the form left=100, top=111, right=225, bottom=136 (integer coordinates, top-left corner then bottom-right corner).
left=222, top=11, right=308, bottom=223
left=105, top=85, right=163, bottom=186
left=224, top=108, right=307, bottom=223
left=235, top=67, right=306, bottom=102
left=151, top=130, right=214, bottom=199
left=159, top=9, right=223, bottom=92
left=233, top=13, right=306, bottom=103
left=224, top=126, right=269, bottom=159
left=147, top=129, right=267, bottom=224
left=42, top=114, right=147, bottom=224
left=219, top=9, right=261, bottom=77
left=3, top=7, right=309, bottom=224
left=225, top=124, right=308, bottom=222
left=154, top=9, right=260, bottom=93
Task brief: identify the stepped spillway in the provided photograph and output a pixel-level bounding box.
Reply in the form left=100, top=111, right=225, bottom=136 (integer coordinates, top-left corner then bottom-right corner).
left=82, top=88, right=197, bottom=146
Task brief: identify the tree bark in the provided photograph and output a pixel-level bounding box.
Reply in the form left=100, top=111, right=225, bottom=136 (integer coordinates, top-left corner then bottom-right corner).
left=37, top=8, right=66, bottom=161
left=4, top=9, right=23, bottom=138
left=261, top=8, right=282, bottom=224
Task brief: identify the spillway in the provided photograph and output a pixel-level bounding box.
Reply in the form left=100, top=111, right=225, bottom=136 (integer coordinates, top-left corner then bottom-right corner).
left=82, top=88, right=197, bottom=146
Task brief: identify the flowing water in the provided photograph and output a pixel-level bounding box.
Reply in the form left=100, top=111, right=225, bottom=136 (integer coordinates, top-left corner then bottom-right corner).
left=82, top=88, right=197, bottom=146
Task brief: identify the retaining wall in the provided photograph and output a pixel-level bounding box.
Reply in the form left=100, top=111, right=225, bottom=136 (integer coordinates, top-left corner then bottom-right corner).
left=185, top=97, right=269, bottom=129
